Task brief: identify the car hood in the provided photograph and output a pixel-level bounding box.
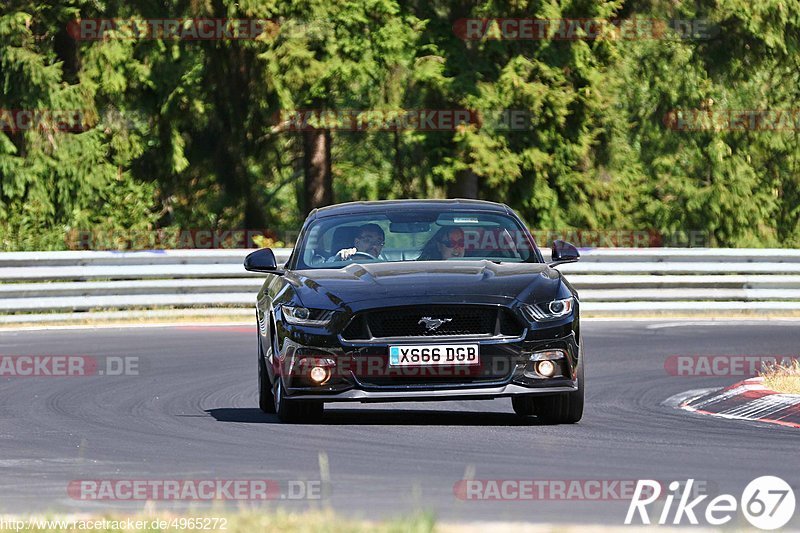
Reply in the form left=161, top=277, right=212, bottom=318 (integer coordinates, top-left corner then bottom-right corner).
left=285, top=260, right=563, bottom=309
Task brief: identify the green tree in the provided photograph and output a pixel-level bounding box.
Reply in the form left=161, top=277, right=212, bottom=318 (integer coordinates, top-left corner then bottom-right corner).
left=0, top=2, right=157, bottom=250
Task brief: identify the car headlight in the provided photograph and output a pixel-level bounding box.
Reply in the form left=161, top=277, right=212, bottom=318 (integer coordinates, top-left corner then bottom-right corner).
left=281, top=305, right=334, bottom=326
left=522, top=297, right=574, bottom=322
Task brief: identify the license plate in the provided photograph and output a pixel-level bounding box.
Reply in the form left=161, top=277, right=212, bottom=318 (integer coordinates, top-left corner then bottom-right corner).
left=388, top=344, right=479, bottom=366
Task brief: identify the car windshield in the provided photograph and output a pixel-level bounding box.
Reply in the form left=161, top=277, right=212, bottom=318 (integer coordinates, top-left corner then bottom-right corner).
left=292, top=209, right=540, bottom=269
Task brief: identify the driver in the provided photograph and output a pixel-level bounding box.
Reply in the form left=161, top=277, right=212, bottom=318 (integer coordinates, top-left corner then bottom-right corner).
left=329, top=223, right=385, bottom=261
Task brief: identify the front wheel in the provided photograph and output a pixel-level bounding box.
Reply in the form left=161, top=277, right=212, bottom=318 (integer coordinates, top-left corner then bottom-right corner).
left=511, top=395, right=535, bottom=416
left=274, top=378, right=324, bottom=423
left=257, top=330, right=276, bottom=414
left=534, top=348, right=584, bottom=424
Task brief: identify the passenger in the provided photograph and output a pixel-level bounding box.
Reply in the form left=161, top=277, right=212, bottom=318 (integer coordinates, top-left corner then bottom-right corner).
left=417, top=227, right=465, bottom=260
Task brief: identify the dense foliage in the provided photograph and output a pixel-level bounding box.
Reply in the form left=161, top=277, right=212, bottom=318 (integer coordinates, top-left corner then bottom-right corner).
left=1, top=0, right=799, bottom=250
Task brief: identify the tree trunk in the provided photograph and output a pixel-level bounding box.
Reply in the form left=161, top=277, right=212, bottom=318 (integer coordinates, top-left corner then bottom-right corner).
left=302, top=128, right=332, bottom=215
left=394, top=129, right=410, bottom=196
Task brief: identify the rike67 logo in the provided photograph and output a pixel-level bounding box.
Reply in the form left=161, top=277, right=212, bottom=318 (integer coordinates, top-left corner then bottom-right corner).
left=625, top=476, right=796, bottom=530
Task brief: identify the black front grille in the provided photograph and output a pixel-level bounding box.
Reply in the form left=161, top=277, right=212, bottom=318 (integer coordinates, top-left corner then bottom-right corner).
left=342, top=305, right=523, bottom=340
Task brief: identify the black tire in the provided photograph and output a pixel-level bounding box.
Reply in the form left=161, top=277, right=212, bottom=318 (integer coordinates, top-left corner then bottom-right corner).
left=511, top=395, right=535, bottom=416
left=257, top=327, right=276, bottom=414
left=274, top=378, right=324, bottom=423
left=534, top=348, right=585, bottom=424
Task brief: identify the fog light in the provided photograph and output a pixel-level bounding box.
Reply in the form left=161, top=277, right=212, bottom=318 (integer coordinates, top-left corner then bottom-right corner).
left=536, top=360, right=556, bottom=377
left=309, top=366, right=330, bottom=384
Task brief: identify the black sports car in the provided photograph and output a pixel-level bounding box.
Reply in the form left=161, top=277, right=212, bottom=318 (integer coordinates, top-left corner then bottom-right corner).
left=245, top=199, right=584, bottom=423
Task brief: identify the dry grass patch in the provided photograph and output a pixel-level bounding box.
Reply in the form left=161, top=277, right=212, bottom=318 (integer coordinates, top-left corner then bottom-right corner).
left=760, top=359, right=800, bottom=394
left=0, top=510, right=436, bottom=533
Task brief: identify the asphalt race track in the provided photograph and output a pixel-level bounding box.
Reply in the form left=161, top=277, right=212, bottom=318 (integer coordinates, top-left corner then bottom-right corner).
left=1, top=320, right=798, bottom=527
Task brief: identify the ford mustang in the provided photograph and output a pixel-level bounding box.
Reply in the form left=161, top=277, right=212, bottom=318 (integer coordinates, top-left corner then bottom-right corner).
left=244, top=199, right=584, bottom=423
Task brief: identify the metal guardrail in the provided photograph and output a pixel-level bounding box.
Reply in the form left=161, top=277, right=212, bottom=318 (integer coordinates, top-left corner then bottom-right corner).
left=1, top=248, right=799, bottom=322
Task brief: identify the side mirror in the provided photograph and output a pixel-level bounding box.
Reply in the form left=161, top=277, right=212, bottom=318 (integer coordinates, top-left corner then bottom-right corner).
left=549, top=240, right=580, bottom=267
left=244, top=248, right=284, bottom=274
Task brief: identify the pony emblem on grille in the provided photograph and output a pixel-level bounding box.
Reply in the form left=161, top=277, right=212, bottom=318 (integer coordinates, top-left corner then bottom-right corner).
left=418, top=316, right=453, bottom=332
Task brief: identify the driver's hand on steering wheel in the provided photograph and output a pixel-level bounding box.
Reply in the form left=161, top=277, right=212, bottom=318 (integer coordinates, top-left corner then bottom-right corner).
left=337, top=247, right=358, bottom=260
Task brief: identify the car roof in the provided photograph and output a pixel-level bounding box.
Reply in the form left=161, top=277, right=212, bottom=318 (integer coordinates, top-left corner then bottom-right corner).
left=312, top=199, right=512, bottom=219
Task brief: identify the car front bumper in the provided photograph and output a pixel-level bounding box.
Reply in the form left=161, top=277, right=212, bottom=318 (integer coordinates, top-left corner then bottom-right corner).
left=283, top=382, right=578, bottom=403
left=273, top=318, right=581, bottom=403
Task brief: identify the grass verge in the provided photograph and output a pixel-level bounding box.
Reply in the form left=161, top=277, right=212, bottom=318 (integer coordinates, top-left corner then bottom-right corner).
left=0, top=510, right=436, bottom=533
left=0, top=511, right=700, bottom=533
left=760, top=359, right=800, bottom=394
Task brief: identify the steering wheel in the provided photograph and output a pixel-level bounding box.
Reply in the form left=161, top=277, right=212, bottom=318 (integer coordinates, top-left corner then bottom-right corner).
left=351, top=251, right=376, bottom=260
